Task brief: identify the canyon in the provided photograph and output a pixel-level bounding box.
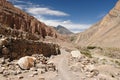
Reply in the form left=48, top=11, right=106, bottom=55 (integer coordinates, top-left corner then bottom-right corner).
left=0, top=0, right=120, bottom=80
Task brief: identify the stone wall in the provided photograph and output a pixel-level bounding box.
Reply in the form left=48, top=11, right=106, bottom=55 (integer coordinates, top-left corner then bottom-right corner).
left=0, top=38, right=60, bottom=59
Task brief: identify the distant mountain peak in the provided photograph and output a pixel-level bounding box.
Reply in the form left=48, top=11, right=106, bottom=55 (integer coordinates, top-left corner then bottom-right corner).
left=54, top=25, right=73, bottom=35
left=57, top=25, right=64, bottom=28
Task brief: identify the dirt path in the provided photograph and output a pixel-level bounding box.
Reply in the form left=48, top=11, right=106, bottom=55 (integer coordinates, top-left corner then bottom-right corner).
left=51, top=49, right=80, bottom=80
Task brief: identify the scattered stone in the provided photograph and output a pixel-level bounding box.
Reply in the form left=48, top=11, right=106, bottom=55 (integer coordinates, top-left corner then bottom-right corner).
left=3, top=70, right=10, bottom=76
left=29, top=74, right=34, bottom=77
left=90, top=69, right=99, bottom=76
left=110, top=73, right=115, bottom=78
left=85, top=69, right=99, bottom=78
left=23, top=70, right=29, bottom=73
left=71, top=50, right=82, bottom=58
left=6, top=78, right=12, bottom=80
left=0, top=38, right=8, bottom=47
left=8, top=64, right=16, bottom=70
left=17, top=70, right=22, bottom=74
left=17, top=75, right=24, bottom=79
left=41, top=59, right=47, bottom=64
left=5, top=58, right=11, bottom=62
left=30, top=67, right=38, bottom=71
left=33, top=71, right=38, bottom=75
left=38, top=69, right=46, bottom=74
left=10, top=70, right=17, bottom=75
left=38, top=76, right=45, bottom=80
left=13, top=71, right=17, bottom=75
left=0, top=57, right=5, bottom=64
left=17, top=56, right=36, bottom=70
left=46, top=63, right=56, bottom=71
left=85, top=64, right=95, bottom=72
left=0, top=68, right=4, bottom=74
left=50, top=55, right=55, bottom=59
left=2, top=47, right=10, bottom=55
left=81, top=59, right=90, bottom=65
left=70, top=63, right=82, bottom=72
left=99, top=77, right=107, bottom=80
left=36, top=63, right=43, bottom=68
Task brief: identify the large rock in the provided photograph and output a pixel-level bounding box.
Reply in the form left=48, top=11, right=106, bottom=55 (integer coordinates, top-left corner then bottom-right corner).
left=70, top=50, right=82, bottom=58
left=17, top=56, right=36, bottom=70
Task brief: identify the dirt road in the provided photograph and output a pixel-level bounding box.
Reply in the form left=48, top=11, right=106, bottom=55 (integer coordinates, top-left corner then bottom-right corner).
left=52, top=49, right=80, bottom=80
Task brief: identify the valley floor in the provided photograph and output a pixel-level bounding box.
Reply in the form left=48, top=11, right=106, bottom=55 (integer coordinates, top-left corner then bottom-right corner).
left=0, top=48, right=120, bottom=80
left=51, top=49, right=120, bottom=80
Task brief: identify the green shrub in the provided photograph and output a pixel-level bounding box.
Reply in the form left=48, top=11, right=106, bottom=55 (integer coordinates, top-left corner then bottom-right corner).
left=80, top=48, right=92, bottom=58
left=87, top=46, right=96, bottom=49
left=115, top=60, right=120, bottom=66
left=70, top=36, right=76, bottom=41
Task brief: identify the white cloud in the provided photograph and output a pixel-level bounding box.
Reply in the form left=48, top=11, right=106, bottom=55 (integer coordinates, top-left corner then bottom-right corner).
left=7, top=0, right=24, bottom=3
left=35, top=16, right=91, bottom=33
left=8, top=0, right=91, bottom=33
left=14, top=5, right=25, bottom=9
left=7, top=0, right=32, bottom=4
left=9, top=0, right=69, bottom=16
left=26, top=7, right=69, bottom=16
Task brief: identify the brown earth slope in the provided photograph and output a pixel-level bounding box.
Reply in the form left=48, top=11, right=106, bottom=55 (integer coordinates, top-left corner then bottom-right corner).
left=0, top=0, right=59, bottom=39
left=0, top=0, right=61, bottom=59
left=75, top=0, right=120, bottom=48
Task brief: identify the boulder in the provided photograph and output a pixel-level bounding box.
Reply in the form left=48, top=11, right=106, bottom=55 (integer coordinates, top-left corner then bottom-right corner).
left=38, top=76, right=45, bottom=80
left=85, top=64, right=95, bottom=71
left=70, top=50, right=82, bottom=58
left=17, top=56, right=36, bottom=70
left=0, top=38, right=8, bottom=48
left=2, top=47, right=10, bottom=55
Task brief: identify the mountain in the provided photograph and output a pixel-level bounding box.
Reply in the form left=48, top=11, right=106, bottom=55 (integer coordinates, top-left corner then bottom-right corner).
left=54, top=25, right=73, bottom=35
left=0, top=0, right=59, bottom=39
left=75, top=0, right=120, bottom=48
left=0, top=0, right=60, bottom=59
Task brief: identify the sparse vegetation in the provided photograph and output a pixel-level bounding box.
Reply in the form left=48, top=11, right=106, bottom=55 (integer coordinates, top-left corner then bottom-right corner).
left=101, top=47, right=120, bottom=59
left=80, top=48, right=92, bottom=58
left=75, top=46, right=92, bottom=58
left=70, top=36, right=76, bottom=41
left=87, top=46, right=96, bottom=49
left=101, top=59, right=107, bottom=65
left=115, top=60, right=120, bottom=66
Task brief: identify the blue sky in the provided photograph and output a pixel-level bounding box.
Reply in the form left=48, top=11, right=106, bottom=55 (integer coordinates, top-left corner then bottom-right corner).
left=7, top=0, right=118, bottom=33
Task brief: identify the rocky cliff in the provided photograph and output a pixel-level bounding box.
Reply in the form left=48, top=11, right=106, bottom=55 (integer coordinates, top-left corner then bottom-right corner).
left=0, top=0, right=58, bottom=39
left=0, top=0, right=61, bottom=59
left=75, top=0, right=120, bottom=48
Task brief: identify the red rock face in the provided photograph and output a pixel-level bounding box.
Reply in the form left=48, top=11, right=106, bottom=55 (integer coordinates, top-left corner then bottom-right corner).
left=0, top=0, right=58, bottom=39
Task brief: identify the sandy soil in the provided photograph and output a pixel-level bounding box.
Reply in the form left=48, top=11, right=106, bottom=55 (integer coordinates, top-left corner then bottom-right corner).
left=0, top=48, right=120, bottom=80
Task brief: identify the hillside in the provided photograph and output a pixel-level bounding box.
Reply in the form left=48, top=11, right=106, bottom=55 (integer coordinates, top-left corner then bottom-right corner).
left=0, top=0, right=120, bottom=80
left=75, top=0, right=120, bottom=48
left=0, top=0, right=61, bottom=59
left=0, top=0, right=59, bottom=39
